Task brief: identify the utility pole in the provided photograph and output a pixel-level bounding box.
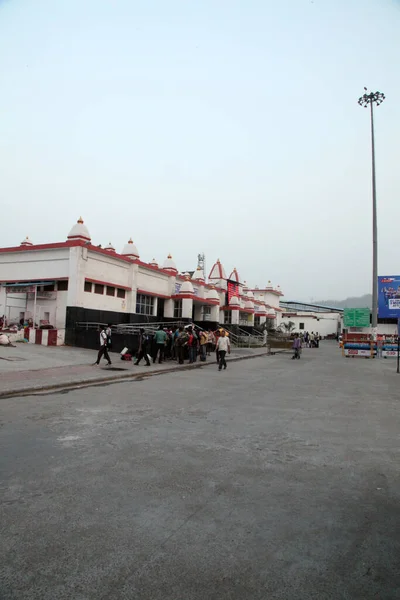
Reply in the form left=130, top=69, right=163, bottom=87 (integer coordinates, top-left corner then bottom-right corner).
left=358, top=88, right=385, bottom=336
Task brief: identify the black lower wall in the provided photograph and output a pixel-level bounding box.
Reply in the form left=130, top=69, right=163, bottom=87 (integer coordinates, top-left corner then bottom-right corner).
left=65, top=306, right=199, bottom=353
left=65, top=306, right=181, bottom=330
left=67, top=327, right=141, bottom=355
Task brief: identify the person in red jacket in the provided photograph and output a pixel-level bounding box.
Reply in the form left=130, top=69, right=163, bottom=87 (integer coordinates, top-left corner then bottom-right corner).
left=187, top=326, right=198, bottom=363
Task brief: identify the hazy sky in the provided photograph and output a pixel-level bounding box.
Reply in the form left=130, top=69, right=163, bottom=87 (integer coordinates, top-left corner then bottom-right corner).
left=0, top=0, right=399, bottom=301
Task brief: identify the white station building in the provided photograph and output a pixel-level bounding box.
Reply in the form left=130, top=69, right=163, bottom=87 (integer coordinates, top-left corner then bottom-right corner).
left=279, top=301, right=343, bottom=338
left=0, top=218, right=283, bottom=343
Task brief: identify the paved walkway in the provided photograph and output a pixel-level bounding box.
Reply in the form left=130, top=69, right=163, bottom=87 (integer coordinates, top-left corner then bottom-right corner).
left=0, top=344, right=270, bottom=397
left=1, top=342, right=399, bottom=599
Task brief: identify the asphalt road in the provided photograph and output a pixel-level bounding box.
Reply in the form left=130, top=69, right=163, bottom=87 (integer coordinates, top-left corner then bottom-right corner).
left=1, top=343, right=400, bottom=599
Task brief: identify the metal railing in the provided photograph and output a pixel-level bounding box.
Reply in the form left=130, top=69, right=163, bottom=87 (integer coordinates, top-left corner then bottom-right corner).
left=74, top=321, right=266, bottom=348
left=75, top=322, right=107, bottom=330
left=235, top=335, right=266, bottom=348
left=75, top=321, right=186, bottom=335
left=114, top=321, right=187, bottom=335
left=221, top=324, right=266, bottom=348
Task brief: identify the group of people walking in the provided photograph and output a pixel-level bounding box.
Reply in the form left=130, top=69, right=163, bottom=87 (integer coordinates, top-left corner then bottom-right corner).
left=303, top=331, right=320, bottom=348
left=292, top=331, right=321, bottom=360
left=135, top=325, right=231, bottom=371
left=95, top=324, right=231, bottom=372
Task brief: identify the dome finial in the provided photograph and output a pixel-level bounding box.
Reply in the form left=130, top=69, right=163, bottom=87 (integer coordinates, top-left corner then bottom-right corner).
left=229, top=295, right=240, bottom=307
left=67, top=217, right=91, bottom=242
left=20, top=235, right=33, bottom=247
left=206, top=285, right=219, bottom=300
left=121, top=238, right=139, bottom=258
left=163, top=254, right=177, bottom=272
left=192, top=265, right=205, bottom=281
left=180, top=277, right=194, bottom=294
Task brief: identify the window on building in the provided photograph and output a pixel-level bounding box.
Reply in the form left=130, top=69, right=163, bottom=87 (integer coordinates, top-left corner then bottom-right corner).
left=239, top=314, right=249, bottom=326
left=224, top=310, right=232, bottom=324
left=299, top=322, right=305, bottom=330
left=136, top=293, right=154, bottom=315
left=57, top=280, right=68, bottom=291
left=106, top=286, right=116, bottom=297
left=94, top=284, right=104, bottom=295
left=174, top=299, right=182, bottom=319
left=43, top=283, right=55, bottom=291
left=254, top=315, right=261, bottom=327
left=117, top=288, right=126, bottom=299
left=84, top=281, right=92, bottom=293
left=202, top=306, right=211, bottom=321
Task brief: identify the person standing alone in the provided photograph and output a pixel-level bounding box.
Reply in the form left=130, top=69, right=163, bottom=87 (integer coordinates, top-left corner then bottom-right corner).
left=216, top=330, right=230, bottom=371
left=292, top=333, right=301, bottom=359
left=94, top=325, right=112, bottom=366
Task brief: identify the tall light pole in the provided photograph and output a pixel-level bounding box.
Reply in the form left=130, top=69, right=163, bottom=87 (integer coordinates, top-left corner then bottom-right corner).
left=358, top=88, right=385, bottom=335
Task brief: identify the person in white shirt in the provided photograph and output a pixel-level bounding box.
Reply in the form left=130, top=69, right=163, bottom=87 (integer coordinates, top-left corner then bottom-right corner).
left=94, top=326, right=112, bottom=366
left=216, top=330, right=231, bottom=371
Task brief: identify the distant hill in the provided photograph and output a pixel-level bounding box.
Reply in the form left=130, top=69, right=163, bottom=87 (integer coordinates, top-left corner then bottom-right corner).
left=315, top=294, right=372, bottom=309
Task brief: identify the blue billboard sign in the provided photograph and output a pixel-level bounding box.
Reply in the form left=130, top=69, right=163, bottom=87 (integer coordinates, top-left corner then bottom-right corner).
left=378, top=276, right=400, bottom=318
